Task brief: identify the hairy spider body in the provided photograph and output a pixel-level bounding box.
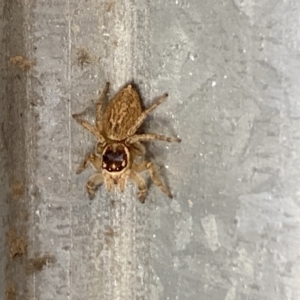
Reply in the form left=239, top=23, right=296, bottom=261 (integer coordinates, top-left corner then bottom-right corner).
left=72, top=82, right=180, bottom=203
left=103, top=85, right=142, bottom=140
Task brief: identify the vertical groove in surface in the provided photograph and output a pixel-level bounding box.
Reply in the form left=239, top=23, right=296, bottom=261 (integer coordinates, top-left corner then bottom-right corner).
left=103, top=1, right=137, bottom=299
left=24, top=1, right=37, bottom=298
left=66, top=0, right=73, bottom=298
left=0, top=0, right=9, bottom=298
left=3, top=1, right=31, bottom=298
left=99, top=1, right=151, bottom=299
left=106, top=0, right=136, bottom=87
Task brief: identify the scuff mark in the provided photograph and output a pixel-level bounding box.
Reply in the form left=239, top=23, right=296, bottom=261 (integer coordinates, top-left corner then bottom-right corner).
left=175, top=215, right=193, bottom=251
left=201, top=214, right=220, bottom=252
left=224, top=279, right=237, bottom=300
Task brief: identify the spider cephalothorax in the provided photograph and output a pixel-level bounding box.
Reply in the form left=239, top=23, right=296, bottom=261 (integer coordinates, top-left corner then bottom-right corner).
left=72, top=82, right=181, bottom=203
left=102, top=143, right=129, bottom=173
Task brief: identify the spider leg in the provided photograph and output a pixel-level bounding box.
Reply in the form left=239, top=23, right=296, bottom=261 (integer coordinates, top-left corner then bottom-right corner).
left=118, top=171, right=130, bottom=193
left=126, top=133, right=181, bottom=144
left=76, top=153, right=102, bottom=174
left=104, top=176, right=114, bottom=193
left=127, top=93, right=168, bottom=136
left=133, top=161, right=172, bottom=199
left=129, top=142, right=146, bottom=157
left=96, top=82, right=110, bottom=131
left=76, top=153, right=93, bottom=174
left=86, top=173, right=104, bottom=200
left=129, top=170, right=147, bottom=203
left=72, top=114, right=106, bottom=144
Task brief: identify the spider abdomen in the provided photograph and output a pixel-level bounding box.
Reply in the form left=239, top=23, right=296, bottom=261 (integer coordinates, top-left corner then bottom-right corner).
left=103, top=84, right=142, bottom=140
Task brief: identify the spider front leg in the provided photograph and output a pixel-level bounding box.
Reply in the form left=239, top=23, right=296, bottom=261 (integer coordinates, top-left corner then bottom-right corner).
left=118, top=170, right=131, bottom=193
left=72, top=113, right=106, bottom=144
left=133, top=161, right=172, bottom=199
left=86, top=173, right=104, bottom=200
left=96, top=82, right=110, bottom=131
left=129, top=142, right=146, bottom=157
left=129, top=170, right=147, bottom=203
left=76, top=152, right=102, bottom=174
left=126, top=133, right=181, bottom=144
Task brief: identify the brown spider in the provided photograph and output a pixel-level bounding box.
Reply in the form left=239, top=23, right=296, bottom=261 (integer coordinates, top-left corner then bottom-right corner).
left=72, top=82, right=181, bottom=203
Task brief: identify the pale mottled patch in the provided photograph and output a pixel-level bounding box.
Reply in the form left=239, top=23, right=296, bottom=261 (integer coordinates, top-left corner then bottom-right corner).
left=201, top=214, right=220, bottom=252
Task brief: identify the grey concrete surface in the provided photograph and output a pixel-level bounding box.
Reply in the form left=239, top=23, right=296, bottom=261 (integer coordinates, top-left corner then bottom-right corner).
left=2, top=0, right=300, bottom=299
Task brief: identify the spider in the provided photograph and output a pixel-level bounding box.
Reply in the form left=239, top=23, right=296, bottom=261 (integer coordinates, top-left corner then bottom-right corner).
left=72, top=82, right=181, bottom=203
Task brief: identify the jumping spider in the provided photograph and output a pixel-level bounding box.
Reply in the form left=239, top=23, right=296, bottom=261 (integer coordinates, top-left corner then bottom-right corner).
left=72, top=82, right=181, bottom=203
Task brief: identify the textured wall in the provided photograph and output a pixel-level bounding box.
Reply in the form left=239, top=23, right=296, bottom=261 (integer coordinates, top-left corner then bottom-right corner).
left=1, top=1, right=31, bottom=299
left=0, top=0, right=8, bottom=298
left=2, top=0, right=300, bottom=299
